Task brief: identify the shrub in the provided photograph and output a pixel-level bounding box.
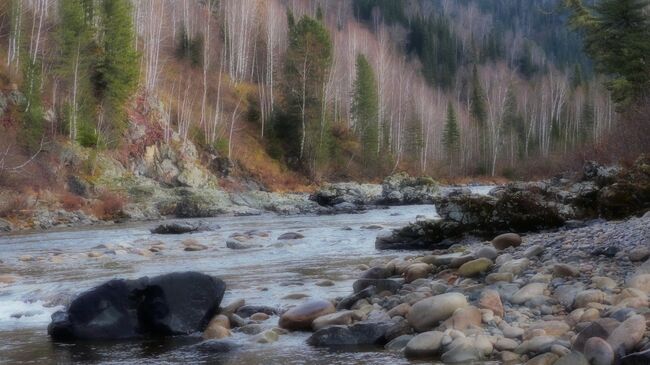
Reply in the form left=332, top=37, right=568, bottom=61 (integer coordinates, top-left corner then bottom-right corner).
left=0, top=195, right=30, bottom=217
left=61, top=192, right=84, bottom=211
left=91, top=191, right=126, bottom=219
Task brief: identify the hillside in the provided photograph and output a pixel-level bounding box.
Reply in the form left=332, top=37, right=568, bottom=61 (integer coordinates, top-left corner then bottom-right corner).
left=0, top=0, right=648, bottom=228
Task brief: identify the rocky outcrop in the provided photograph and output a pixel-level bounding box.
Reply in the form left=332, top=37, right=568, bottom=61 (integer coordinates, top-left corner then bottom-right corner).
left=380, top=173, right=439, bottom=204
left=378, top=158, right=650, bottom=250
left=310, top=182, right=382, bottom=207
left=48, top=272, right=226, bottom=341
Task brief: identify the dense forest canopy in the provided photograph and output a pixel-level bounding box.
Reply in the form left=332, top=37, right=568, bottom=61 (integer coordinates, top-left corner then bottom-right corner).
left=0, top=0, right=647, bottom=182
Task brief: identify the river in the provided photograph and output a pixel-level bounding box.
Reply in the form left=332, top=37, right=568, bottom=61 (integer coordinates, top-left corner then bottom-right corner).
left=0, top=187, right=496, bottom=365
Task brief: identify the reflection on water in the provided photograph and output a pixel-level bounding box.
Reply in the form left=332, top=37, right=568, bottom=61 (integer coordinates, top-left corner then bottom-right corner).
left=0, top=193, right=495, bottom=364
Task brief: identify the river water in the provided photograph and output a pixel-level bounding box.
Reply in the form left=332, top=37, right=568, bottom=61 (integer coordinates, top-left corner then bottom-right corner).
left=0, top=187, right=495, bottom=365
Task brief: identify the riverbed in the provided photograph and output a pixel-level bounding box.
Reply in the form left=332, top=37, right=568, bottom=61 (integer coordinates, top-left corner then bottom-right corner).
left=0, top=190, right=505, bottom=365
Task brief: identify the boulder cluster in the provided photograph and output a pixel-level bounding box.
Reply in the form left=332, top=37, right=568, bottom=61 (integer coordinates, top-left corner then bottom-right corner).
left=265, top=223, right=650, bottom=364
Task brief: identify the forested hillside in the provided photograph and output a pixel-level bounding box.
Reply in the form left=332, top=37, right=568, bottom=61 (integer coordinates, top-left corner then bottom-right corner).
left=0, top=0, right=645, bottom=189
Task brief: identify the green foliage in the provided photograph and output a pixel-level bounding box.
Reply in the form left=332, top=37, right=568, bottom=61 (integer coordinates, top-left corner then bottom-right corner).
left=353, top=0, right=405, bottom=25
left=352, top=54, right=379, bottom=169
left=408, top=16, right=458, bottom=89
left=566, top=0, right=650, bottom=106
left=177, top=26, right=204, bottom=67
left=279, top=14, right=333, bottom=176
left=502, top=87, right=525, bottom=156
left=57, top=0, right=97, bottom=145
left=97, top=0, right=139, bottom=144
left=470, top=65, right=487, bottom=127
left=19, top=59, right=44, bottom=152
left=516, top=42, right=539, bottom=79
left=443, top=101, right=460, bottom=159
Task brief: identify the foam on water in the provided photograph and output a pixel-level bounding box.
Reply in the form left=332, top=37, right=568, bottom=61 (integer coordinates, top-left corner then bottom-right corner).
left=0, top=300, right=62, bottom=329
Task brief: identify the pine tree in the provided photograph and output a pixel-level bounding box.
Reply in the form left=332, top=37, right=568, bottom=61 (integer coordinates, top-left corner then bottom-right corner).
left=97, top=0, right=139, bottom=144
left=470, top=65, right=488, bottom=171
left=20, top=58, right=44, bottom=152
left=280, top=14, right=332, bottom=176
left=57, top=0, right=96, bottom=145
left=352, top=54, right=379, bottom=170
left=443, top=101, right=460, bottom=161
left=566, top=0, right=650, bottom=106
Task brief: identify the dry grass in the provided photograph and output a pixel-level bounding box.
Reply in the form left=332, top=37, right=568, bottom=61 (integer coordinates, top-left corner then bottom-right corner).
left=60, top=192, right=85, bottom=211
left=89, top=191, right=127, bottom=220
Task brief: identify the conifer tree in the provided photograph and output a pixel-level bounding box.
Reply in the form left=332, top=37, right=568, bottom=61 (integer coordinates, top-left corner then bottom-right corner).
left=443, top=101, right=460, bottom=161
left=352, top=54, right=379, bottom=170
left=470, top=65, right=488, bottom=171
left=566, top=0, right=650, bottom=106
left=57, top=0, right=96, bottom=145
left=97, top=0, right=139, bottom=144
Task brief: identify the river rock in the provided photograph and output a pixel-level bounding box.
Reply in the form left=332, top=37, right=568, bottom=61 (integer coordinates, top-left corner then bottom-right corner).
left=361, top=267, right=392, bottom=279
left=486, top=272, right=514, bottom=284
left=515, top=336, right=557, bottom=354
left=207, top=314, right=230, bottom=329
left=499, top=258, right=530, bottom=275
left=478, top=289, right=504, bottom=317
left=48, top=272, right=226, bottom=341
left=526, top=321, right=570, bottom=338
left=573, top=319, right=621, bottom=352
left=554, top=351, right=589, bottom=365
left=226, top=239, right=261, bottom=250
left=627, top=274, right=650, bottom=293
left=573, top=289, right=606, bottom=308
left=352, top=279, right=401, bottom=294
left=0, top=274, right=17, bottom=285
left=278, top=232, right=304, bottom=240
left=553, top=264, right=580, bottom=277
left=203, top=324, right=230, bottom=340
left=404, top=331, right=444, bottom=358
left=525, top=352, right=559, bottom=365
left=307, top=321, right=390, bottom=346
left=441, top=337, right=481, bottom=363
left=584, top=337, right=615, bottom=365
left=279, top=299, right=335, bottom=331
left=250, top=313, right=270, bottom=321
left=385, top=334, right=414, bottom=351
left=458, top=258, right=493, bottom=277
left=407, top=293, right=468, bottom=332
left=475, top=246, right=498, bottom=260
left=183, top=239, right=208, bottom=251
left=151, top=222, right=201, bottom=234
left=254, top=330, right=279, bottom=344
left=511, top=283, right=546, bottom=304
left=404, top=263, right=432, bottom=283
left=524, top=244, right=545, bottom=258
left=444, top=306, right=482, bottom=331
left=312, top=310, right=358, bottom=331
left=192, top=339, right=241, bottom=353
left=492, top=233, right=522, bottom=250
left=607, top=315, right=646, bottom=355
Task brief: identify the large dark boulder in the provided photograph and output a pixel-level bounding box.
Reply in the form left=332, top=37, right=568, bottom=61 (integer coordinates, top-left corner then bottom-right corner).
left=48, top=272, right=225, bottom=341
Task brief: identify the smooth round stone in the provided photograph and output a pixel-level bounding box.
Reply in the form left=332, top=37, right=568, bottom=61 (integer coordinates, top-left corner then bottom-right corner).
left=524, top=244, right=545, bottom=258
left=0, top=274, right=17, bottom=285
left=627, top=274, right=650, bottom=293
left=592, top=276, right=617, bottom=290
left=628, top=247, right=650, bottom=262
left=250, top=312, right=270, bottom=321
left=499, top=258, right=530, bottom=275
left=311, top=310, right=357, bottom=331
left=511, top=283, right=547, bottom=305
left=404, top=263, right=432, bottom=283
left=525, top=352, right=559, bottom=365
left=525, top=321, right=570, bottom=338
left=486, top=272, right=514, bottom=284
left=387, top=303, right=410, bottom=318
left=515, top=336, right=557, bottom=354
left=458, top=258, right=493, bottom=277
left=220, top=298, right=245, bottom=315
left=278, top=299, right=335, bottom=330
left=553, top=264, right=579, bottom=277
left=492, top=233, right=522, bottom=250
left=607, top=315, right=646, bottom=354
left=407, top=293, right=468, bottom=332
left=203, top=324, right=231, bottom=340
left=445, top=306, right=481, bottom=331
left=554, top=351, right=589, bottom=365
left=573, top=289, right=606, bottom=308
left=207, top=314, right=231, bottom=329
left=494, top=337, right=519, bottom=351
left=478, top=289, right=504, bottom=318
left=441, top=337, right=481, bottom=363
left=404, top=331, right=444, bottom=358
left=475, top=246, right=498, bottom=260
left=584, top=337, right=614, bottom=365
left=361, top=267, right=392, bottom=279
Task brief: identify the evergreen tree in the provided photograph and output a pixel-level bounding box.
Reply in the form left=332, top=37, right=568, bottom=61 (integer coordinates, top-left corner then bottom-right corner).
left=502, top=87, right=525, bottom=157
left=566, top=0, right=650, bottom=106
left=352, top=54, right=379, bottom=170
left=97, top=0, right=139, bottom=144
left=57, top=0, right=96, bottom=145
left=470, top=65, right=488, bottom=172
left=408, top=16, right=458, bottom=89
left=443, top=101, right=460, bottom=161
left=280, top=14, right=332, bottom=176
left=20, top=58, right=44, bottom=152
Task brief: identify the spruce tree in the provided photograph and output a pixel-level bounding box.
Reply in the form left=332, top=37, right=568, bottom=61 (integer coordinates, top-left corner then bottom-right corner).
left=98, top=0, right=139, bottom=144
left=352, top=54, right=379, bottom=170
left=281, top=14, right=332, bottom=176
left=470, top=65, right=488, bottom=171
left=443, top=101, right=460, bottom=161
left=566, top=0, right=650, bottom=106
left=57, top=0, right=96, bottom=145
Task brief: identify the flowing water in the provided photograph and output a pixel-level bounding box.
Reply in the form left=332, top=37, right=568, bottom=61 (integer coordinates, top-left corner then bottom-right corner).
left=0, top=187, right=496, bottom=365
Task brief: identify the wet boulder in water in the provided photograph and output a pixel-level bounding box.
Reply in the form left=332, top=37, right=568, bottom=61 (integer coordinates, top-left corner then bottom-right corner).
left=48, top=272, right=226, bottom=341
left=307, top=321, right=391, bottom=347
left=278, top=299, right=335, bottom=331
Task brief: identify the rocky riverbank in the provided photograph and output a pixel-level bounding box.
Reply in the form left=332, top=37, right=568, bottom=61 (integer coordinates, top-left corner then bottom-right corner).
left=42, top=212, right=650, bottom=364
